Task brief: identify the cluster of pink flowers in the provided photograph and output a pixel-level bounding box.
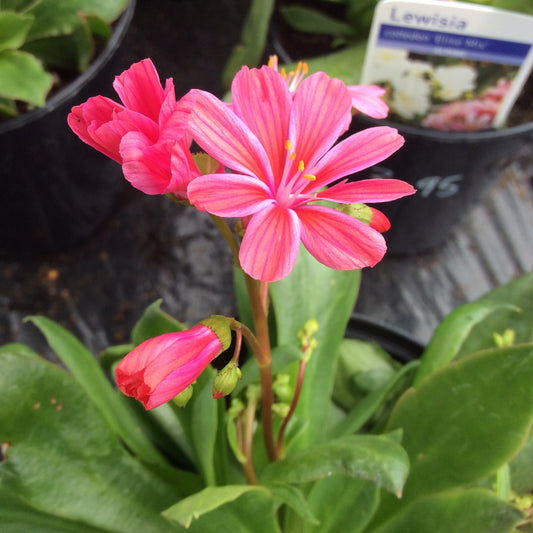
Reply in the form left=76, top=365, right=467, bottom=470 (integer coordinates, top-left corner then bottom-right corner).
left=69, top=58, right=415, bottom=409
left=422, top=78, right=512, bottom=132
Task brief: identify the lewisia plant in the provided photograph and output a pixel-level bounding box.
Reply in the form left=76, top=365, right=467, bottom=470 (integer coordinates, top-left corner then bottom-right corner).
left=2, top=54, right=532, bottom=532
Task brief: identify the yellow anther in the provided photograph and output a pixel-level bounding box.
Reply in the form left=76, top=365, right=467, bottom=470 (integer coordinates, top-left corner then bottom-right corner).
left=302, top=62, right=309, bottom=74
left=268, top=55, right=277, bottom=69
left=289, top=152, right=296, bottom=161
left=280, top=67, right=287, bottom=80
left=303, top=174, right=316, bottom=181
left=298, top=160, right=305, bottom=172
left=285, top=140, right=292, bottom=151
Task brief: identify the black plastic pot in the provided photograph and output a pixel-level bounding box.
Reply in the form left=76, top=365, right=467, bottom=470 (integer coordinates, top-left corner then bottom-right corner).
left=345, top=313, right=424, bottom=364
left=350, top=114, right=533, bottom=254
left=0, top=0, right=136, bottom=258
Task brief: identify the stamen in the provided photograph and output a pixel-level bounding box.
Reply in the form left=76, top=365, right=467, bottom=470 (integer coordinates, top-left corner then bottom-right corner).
left=303, top=174, right=316, bottom=181
left=268, top=55, right=278, bottom=70
left=298, top=160, right=305, bottom=172
left=289, top=152, right=296, bottom=161
left=285, top=140, right=292, bottom=151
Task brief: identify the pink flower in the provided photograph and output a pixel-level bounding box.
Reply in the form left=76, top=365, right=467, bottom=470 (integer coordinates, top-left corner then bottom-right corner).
left=68, top=59, right=199, bottom=197
left=347, top=85, right=389, bottom=119
left=187, top=65, right=415, bottom=282
left=267, top=56, right=389, bottom=118
left=115, top=322, right=229, bottom=410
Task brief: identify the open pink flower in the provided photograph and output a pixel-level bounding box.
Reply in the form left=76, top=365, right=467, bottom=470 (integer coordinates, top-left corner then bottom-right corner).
left=267, top=56, right=389, bottom=118
left=116, top=321, right=230, bottom=410
left=187, top=65, right=415, bottom=281
left=68, top=58, right=199, bottom=197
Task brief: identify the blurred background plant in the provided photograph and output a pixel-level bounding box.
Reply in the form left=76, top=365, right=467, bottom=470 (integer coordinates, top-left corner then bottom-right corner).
left=0, top=0, right=129, bottom=118
left=222, top=0, right=533, bottom=90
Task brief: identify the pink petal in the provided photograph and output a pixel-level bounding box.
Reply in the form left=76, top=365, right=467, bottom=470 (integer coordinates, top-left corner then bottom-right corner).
left=188, top=174, right=274, bottom=217
left=308, top=126, right=405, bottom=189
left=68, top=96, right=125, bottom=162
left=348, top=85, right=389, bottom=119
left=231, top=66, right=292, bottom=182
left=316, top=178, right=416, bottom=204
left=239, top=204, right=301, bottom=282
left=297, top=204, right=386, bottom=270
left=113, top=58, right=166, bottom=121
left=290, top=72, right=352, bottom=170
left=120, top=132, right=178, bottom=194
left=188, top=90, right=275, bottom=187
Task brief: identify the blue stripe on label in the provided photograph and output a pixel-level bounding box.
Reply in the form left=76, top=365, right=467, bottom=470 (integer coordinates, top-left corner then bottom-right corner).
left=377, top=24, right=530, bottom=65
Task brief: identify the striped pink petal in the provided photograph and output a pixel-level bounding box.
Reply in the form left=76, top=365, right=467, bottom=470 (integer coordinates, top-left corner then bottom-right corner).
left=316, top=178, right=416, bottom=204
left=239, top=204, right=301, bottom=281
left=297, top=204, right=386, bottom=270
left=348, top=85, right=389, bottom=119
left=189, top=90, right=274, bottom=187
left=290, top=72, right=352, bottom=170
left=231, top=66, right=292, bottom=181
left=188, top=174, right=274, bottom=217
left=113, top=58, right=165, bottom=122
left=308, top=126, right=404, bottom=190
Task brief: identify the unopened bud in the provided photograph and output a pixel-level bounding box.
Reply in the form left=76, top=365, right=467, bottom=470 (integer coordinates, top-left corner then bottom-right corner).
left=272, top=402, right=290, bottom=418
left=212, top=362, right=242, bottom=399
left=173, top=384, right=194, bottom=407
left=273, top=374, right=293, bottom=402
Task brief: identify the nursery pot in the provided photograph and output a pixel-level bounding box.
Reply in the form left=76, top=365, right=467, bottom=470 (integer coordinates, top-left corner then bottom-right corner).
left=0, top=0, right=136, bottom=258
left=350, top=114, right=533, bottom=254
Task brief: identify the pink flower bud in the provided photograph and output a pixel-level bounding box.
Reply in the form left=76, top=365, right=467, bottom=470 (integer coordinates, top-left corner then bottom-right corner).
left=115, top=321, right=231, bottom=410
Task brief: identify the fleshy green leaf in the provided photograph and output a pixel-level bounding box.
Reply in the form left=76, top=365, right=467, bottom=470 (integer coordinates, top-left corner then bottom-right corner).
left=0, top=350, right=186, bottom=533
left=25, top=315, right=167, bottom=466
left=0, top=11, right=34, bottom=51
left=374, top=344, right=533, bottom=526
left=261, top=434, right=409, bottom=497
left=163, top=485, right=280, bottom=532
left=0, top=487, right=109, bottom=533
left=172, top=367, right=226, bottom=486
left=221, top=0, right=275, bottom=89
left=370, top=488, right=523, bottom=533
left=269, top=246, right=361, bottom=449
left=131, top=299, right=187, bottom=346
left=280, top=6, right=355, bottom=37
left=413, top=300, right=519, bottom=385
left=269, top=483, right=320, bottom=525
left=304, top=476, right=380, bottom=533
left=0, top=49, right=53, bottom=105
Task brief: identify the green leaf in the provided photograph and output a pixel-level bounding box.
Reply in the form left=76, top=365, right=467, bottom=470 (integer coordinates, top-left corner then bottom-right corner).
left=370, top=488, right=523, bottom=533
left=25, top=315, right=167, bottom=466
left=304, top=476, right=380, bottom=533
left=0, top=49, right=53, bottom=105
left=282, top=42, right=368, bottom=86
left=0, top=350, right=186, bottom=533
left=131, top=299, right=187, bottom=346
left=509, top=428, right=533, bottom=493
left=280, top=6, right=355, bottom=37
left=261, top=434, right=409, bottom=497
left=24, top=0, right=129, bottom=41
left=163, top=485, right=280, bottom=532
left=0, top=11, right=34, bottom=51
left=269, top=246, right=361, bottom=449
left=0, top=342, right=40, bottom=357
left=330, top=359, right=419, bottom=438
left=0, top=487, right=109, bottom=533
left=221, top=0, right=275, bottom=89
left=414, top=300, right=520, bottom=385
left=172, top=367, right=225, bottom=486
left=373, top=344, right=533, bottom=526
left=269, top=483, right=320, bottom=525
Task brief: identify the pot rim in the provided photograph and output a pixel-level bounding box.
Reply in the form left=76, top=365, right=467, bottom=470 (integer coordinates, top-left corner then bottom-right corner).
left=0, top=0, right=136, bottom=135
left=352, top=112, right=533, bottom=144
left=347, top=312, right=425, bottom=362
